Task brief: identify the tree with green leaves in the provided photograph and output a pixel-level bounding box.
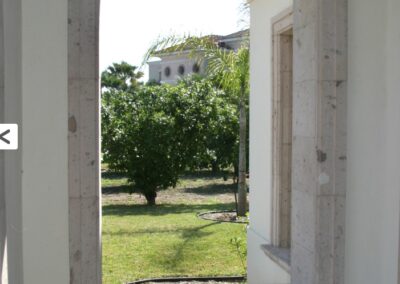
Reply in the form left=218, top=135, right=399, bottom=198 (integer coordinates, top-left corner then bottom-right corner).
left=179, top=77, right=239, bottom=173
left=101, top=62, right=145, bottom=171
left=145, top=36, right=250, bottom=215
left=102, top=73, right=237, bottom=205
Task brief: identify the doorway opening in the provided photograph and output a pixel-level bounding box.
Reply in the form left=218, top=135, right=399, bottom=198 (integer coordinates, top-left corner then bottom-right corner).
left=99, top=1, right=250, bottom=283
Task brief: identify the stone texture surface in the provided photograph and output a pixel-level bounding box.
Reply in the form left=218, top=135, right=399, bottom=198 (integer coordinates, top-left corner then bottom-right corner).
left=270, top=8, right=293, bottom=249
left=291, top=0, right=347, bottom=283
left=68, top=0, right=101, bottom=283
left=0, top=1, right=6, bottom=280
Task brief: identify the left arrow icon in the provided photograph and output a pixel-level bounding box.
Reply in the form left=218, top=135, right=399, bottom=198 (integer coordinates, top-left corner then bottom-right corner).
left=0, top=124, right=18, bottom=150
left=0, top=129, right=11, bottom=144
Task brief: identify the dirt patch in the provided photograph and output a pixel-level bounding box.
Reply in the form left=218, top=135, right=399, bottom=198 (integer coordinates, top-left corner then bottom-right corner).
left=102, top=174, right=240, bottom=206
left=103, top=190, right=235, bottom=205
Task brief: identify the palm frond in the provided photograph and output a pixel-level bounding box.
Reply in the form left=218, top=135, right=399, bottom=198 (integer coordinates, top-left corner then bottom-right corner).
left=144, top=33, right=249, bottom=101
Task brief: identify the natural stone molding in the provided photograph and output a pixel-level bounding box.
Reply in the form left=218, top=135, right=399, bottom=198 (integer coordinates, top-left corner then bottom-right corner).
left=291, top=0, right=347, bottom=283
left=68, top=0, right=101, bottom=283
left=0, top=0, right=6, bottom=281
left=271, top=7, right=293, bottom=249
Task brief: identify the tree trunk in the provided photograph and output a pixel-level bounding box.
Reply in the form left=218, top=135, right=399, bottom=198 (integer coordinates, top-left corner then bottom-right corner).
left=233, top=164, right=239, bottom=184
left=211, top=161, right=219, bottom=173
left=237, top=96, right=247, bottom=216
left=144, top=191, right=157, bottom=206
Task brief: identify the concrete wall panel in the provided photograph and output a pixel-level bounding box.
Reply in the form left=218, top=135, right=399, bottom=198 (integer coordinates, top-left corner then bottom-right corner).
left=291, top=0, right=348, bottom=283
left=250, top=0, right=347, bottom=283
left=3, top=0, right=70, bottom=282
left=345, top=0, right=400, bottom=283
left=248, top=0, right=292, bottom=282
left=68, top=0, right=101, bottom=283
left=0, top=0, right=6, bottom=281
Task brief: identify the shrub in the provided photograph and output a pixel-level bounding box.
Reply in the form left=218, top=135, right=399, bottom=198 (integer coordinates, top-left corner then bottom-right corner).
left=102, top=77, right=238, bottom=205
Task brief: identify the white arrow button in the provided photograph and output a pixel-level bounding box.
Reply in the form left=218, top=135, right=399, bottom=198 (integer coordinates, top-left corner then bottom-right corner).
left=0, top=124, right=18, bottom=150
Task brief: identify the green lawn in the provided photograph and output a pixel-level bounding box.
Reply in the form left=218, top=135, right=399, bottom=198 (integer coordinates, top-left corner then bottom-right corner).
left=102, top=171, right=247, bottom=284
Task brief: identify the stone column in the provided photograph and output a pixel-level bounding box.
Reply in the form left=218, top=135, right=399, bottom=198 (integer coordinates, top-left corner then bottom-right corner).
left=3, top=0, right=70, bottom=282
left=291, top=0, right=347, bottom=283
left=68, top=0, right=101, bottom=283
left=0, top=0, right=6, bottom=281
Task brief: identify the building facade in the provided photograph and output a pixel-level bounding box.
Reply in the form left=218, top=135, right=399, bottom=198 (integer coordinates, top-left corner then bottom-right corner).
left=0, top=0, right=398, bottom=283
left=248, top=0, right=400, bottom=283
left=148, top=30, right=249, bottom=84
left=148, top=52, right=207, bottom=85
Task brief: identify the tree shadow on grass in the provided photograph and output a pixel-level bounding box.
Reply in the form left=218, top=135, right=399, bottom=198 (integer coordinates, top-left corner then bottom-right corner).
left=102, top=185, right=132, bottom=195
left=181, top=183, right=236, bottom=195
left=154, top=222, right=221, bottom=272
left=101, top=170, right=236, bottom=196
left=103, top=203, right=236, bottom=217
left=101, top=184, right=237, bottom=196
left=102, top=202, right=241, bottom=276
left=179, top=170, right=234, bottom=181
left=104, top=220, right=222, bottom=274
left=101, top=171, right=132, bottom=194
left=102, top=170, right=232, bottom=182
left=102, top=171, right=127, bottom=180
left=102, top=182, right=236, bottom=196
left=103, top=221, right=219, bottom=238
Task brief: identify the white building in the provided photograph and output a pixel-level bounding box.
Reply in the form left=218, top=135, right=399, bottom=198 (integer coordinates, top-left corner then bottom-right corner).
left=248, top=1, right=400, bottom=283
left=148, top=30, right=249, bottom=84
left=0, top=0, right=399, bottom=283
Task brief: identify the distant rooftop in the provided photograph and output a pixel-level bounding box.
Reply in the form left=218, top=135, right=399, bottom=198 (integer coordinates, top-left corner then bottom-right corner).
left=155, top=29, right=249, bottom=56
left=220, top=29, right=249, bottom=41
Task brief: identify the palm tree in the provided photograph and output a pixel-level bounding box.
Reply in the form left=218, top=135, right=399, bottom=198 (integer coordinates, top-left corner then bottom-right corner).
left=144, top=36, right=249, bottom=216
left=101, top=61, right=144, bottom=92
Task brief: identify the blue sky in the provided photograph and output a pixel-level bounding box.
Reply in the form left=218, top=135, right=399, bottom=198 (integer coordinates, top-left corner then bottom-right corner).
left=100, top=0, right=245, bottom=80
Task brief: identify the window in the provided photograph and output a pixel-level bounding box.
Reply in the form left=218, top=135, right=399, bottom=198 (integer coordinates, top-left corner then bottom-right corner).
left=178, top=65, right=185, bottom=75
left=271, top=10, right=293, bottom=249
left=164, top=67, right=171, bottom=77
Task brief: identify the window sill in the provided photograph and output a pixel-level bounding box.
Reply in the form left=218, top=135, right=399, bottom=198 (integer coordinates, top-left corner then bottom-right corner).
left=260, top=244, right=291, bottom=273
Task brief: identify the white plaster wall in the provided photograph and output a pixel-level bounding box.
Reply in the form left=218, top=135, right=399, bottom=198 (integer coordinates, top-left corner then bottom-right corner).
left=248, top=0, right=292, bottom=283
left=346, top=0, right=400, bottom=283
left=148, top=60, right=161, bottom=82
left=159, top=54, right=205, bottom=84
left=248, top=229, right=291, bottom=284
left=4, top=0, right=70, bottom=282
left=223, top=38, right=245, bottom=51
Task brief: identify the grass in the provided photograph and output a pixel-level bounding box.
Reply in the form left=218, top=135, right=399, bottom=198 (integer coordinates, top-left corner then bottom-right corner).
left=102, top=171, right=247, bottom=284
left=102, top=172, right=130, bottom=194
